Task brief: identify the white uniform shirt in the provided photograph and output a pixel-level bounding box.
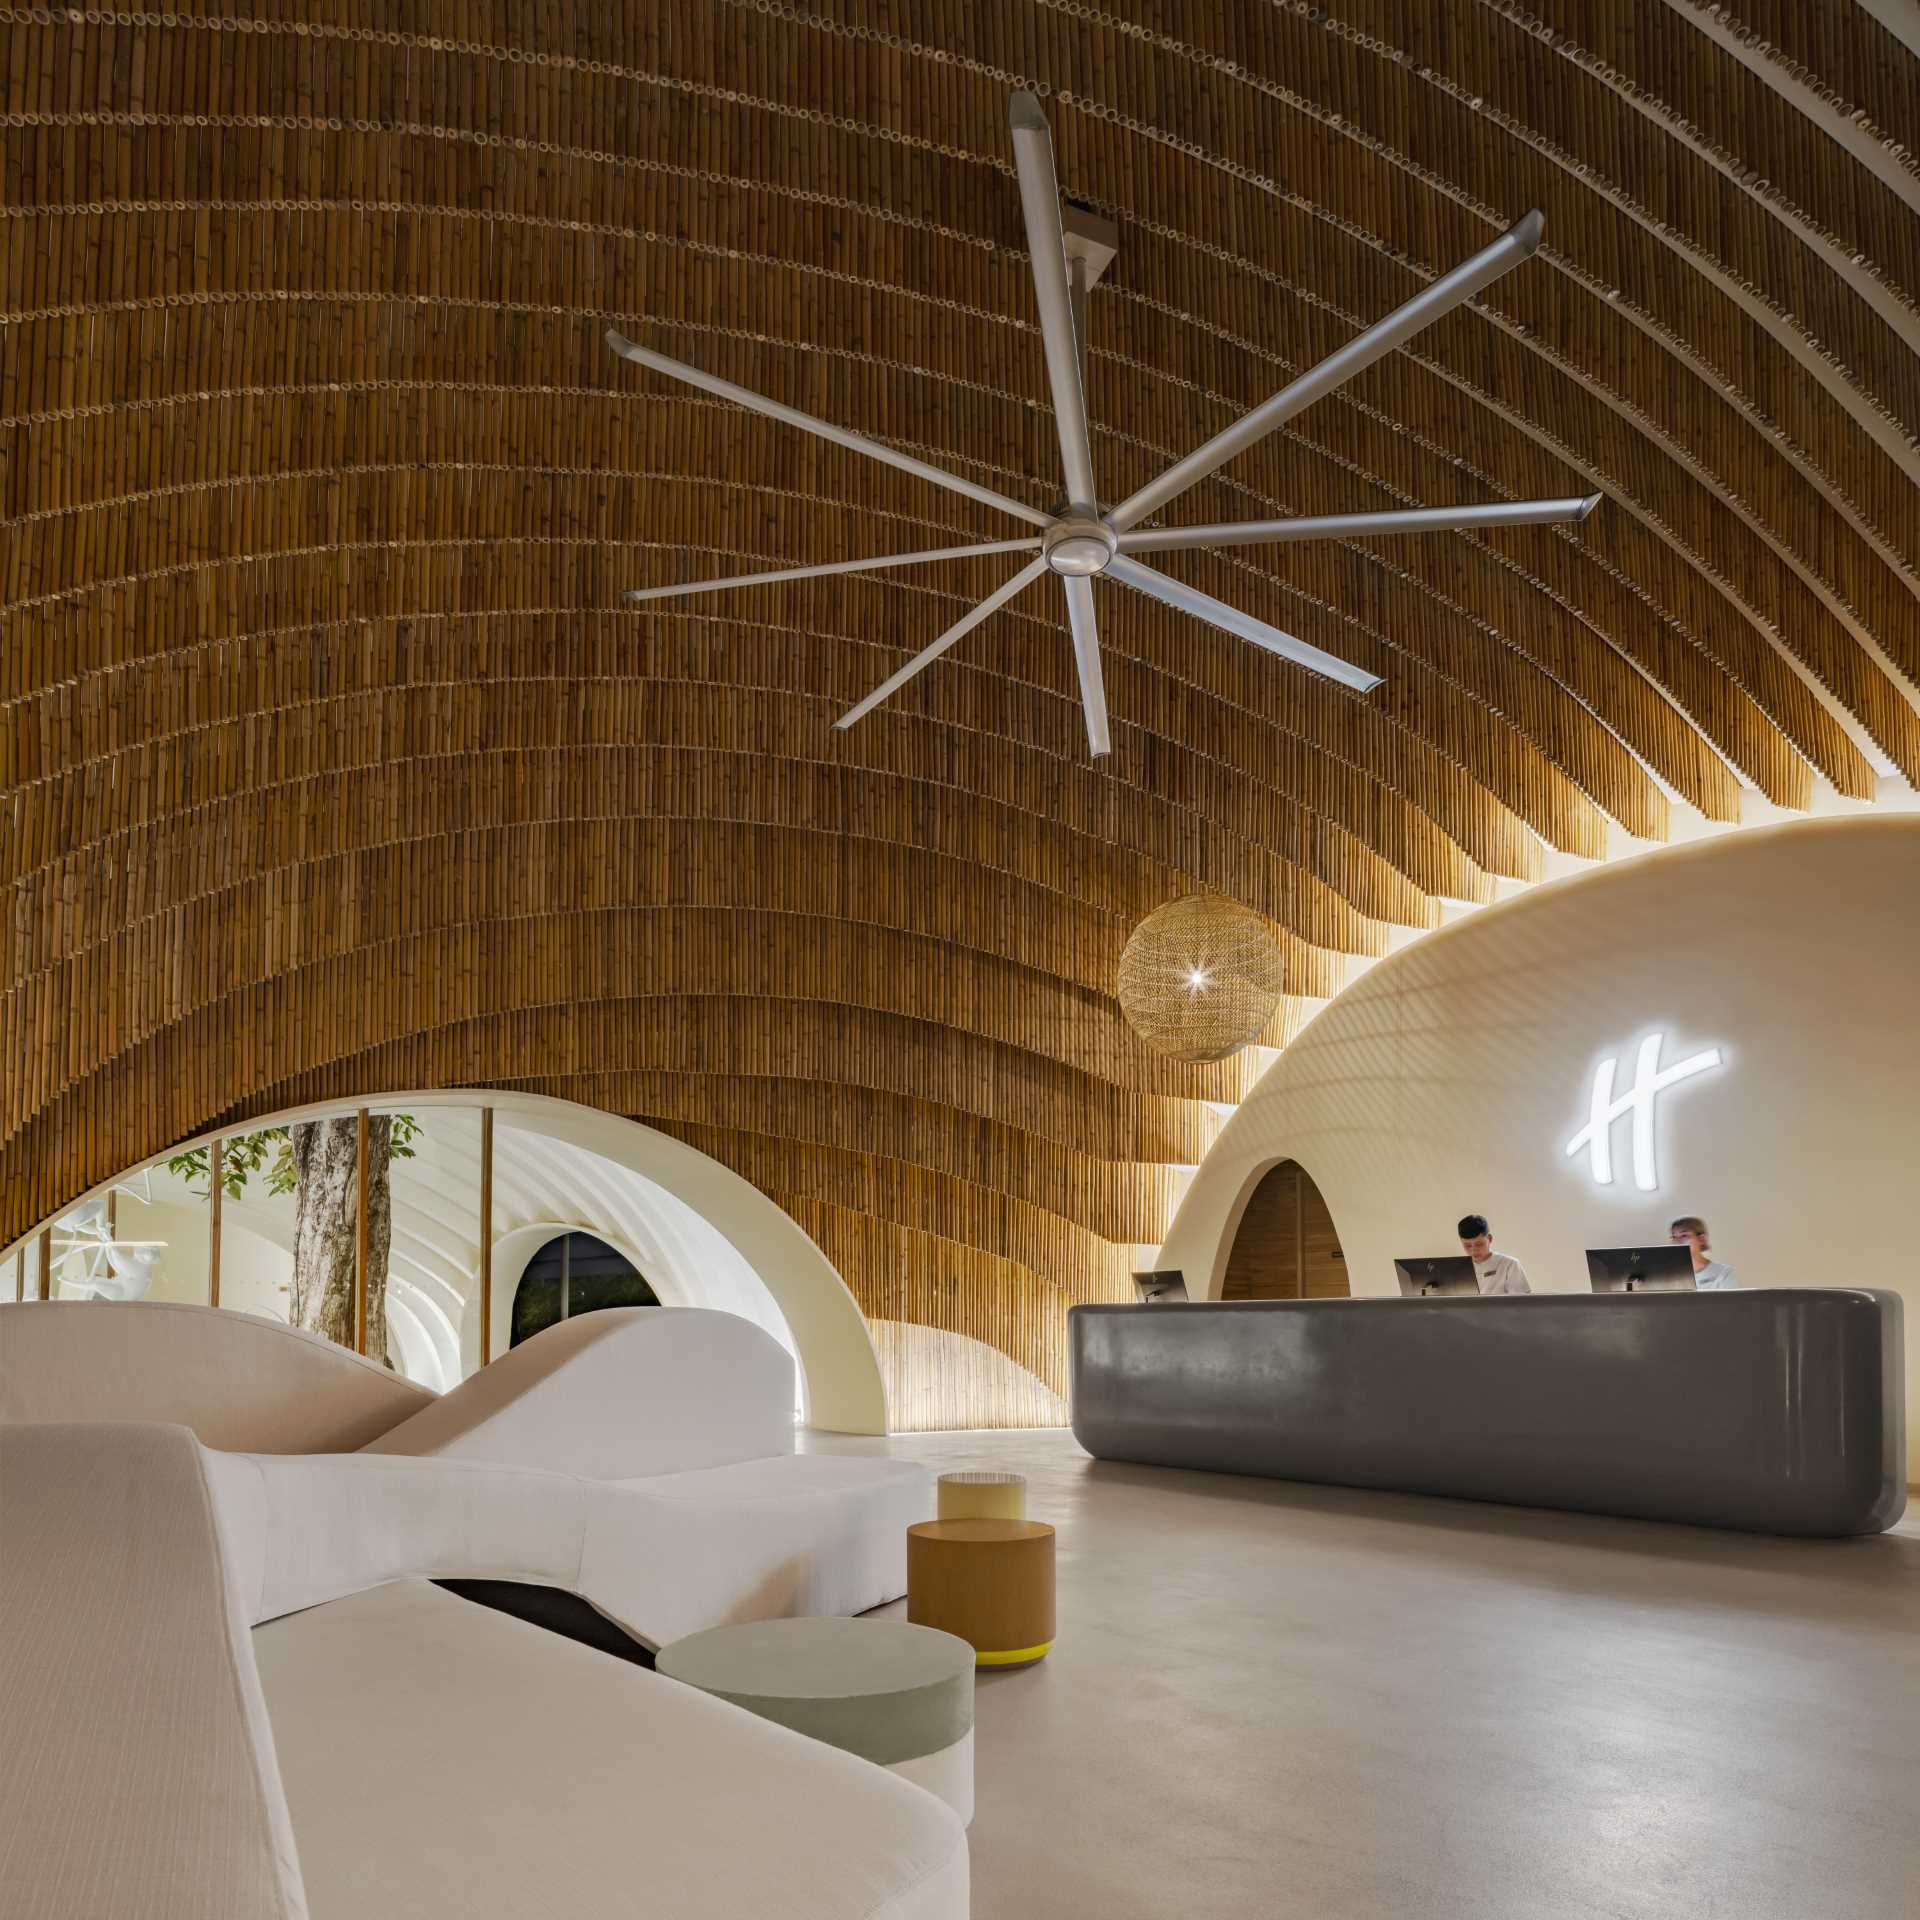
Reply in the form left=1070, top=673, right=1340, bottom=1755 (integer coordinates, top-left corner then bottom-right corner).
left=1694, top=1260, right=1738, bottom=1290
left=1473, top=1253, right=1531, bottom=1295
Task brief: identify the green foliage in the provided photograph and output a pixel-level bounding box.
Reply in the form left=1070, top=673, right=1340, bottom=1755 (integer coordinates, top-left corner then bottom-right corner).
left=167, top=1128, right=289, bottom=1200
left=167, top=1114, right=422, bottom=1202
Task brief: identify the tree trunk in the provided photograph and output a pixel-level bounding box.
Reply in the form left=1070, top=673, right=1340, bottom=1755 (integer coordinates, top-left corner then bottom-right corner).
left=288, top=1116, right=395, bottom=1365
left=362, top=1115, right=394, bottom=1368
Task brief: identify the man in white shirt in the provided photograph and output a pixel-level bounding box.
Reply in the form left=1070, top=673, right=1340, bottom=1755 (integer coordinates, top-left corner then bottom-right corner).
left=1457, top=1215, right=1531, bottom=1294
left=1670, top=1215, right=1737, bottom=1290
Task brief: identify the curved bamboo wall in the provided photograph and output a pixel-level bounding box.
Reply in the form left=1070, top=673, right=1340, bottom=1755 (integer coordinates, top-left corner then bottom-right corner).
left=4, top=2, right=1917, bottom=1421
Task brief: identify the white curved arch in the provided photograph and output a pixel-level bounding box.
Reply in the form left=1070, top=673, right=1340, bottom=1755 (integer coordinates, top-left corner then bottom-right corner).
left=382, top=1294, right=445, bottom=1393
left=473, top=1135, right=803, bottom=1367
left=18, top=1092, right=887, bottom=1433
left=385, top=1255, right=464, bottom=1385
left=1195, top=1152, right=1302, bottom=1305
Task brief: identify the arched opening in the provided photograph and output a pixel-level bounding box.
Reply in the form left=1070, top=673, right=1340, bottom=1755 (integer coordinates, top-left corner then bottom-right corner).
left=9, top=1090, right=889, bottom=1433
left=1221, top=1159, right=1349, bottom=1300
left=509, top=1231, right=661, bottom=1348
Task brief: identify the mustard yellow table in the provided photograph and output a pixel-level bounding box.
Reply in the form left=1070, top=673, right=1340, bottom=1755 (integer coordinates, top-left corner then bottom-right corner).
left=906, top=1519, right=1055, bottom=1669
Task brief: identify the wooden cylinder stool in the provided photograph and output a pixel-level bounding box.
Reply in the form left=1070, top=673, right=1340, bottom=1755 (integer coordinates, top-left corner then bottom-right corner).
left=937, top=1471, right=1027, bottom=1523
left=907, top=1520, right=1055, bottom=1668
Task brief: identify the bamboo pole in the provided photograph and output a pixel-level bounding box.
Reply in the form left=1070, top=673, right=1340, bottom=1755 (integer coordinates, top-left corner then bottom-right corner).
left=208, top=1140, right=223, bottom=1308
left=478, top=1107, right=494, bottom=1369
left=37, top=1226, right=53, bottom=1300
left=0, top=10, right=1907, bottom=1427
left=354, top=1110, right=369, bottom=1355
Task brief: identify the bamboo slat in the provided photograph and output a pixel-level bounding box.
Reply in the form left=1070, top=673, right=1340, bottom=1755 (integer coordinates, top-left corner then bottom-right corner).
left=4, top=2, right=1915, bottom=1423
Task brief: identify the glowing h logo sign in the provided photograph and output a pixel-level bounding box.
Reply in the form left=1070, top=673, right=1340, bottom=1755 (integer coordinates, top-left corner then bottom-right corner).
left=1565, top=1033, right=1722, bottom=1192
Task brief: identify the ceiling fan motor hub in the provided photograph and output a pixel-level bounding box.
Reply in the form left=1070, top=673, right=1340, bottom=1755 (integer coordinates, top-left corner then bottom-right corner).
left=1044, top=516, right=1118, bottom=577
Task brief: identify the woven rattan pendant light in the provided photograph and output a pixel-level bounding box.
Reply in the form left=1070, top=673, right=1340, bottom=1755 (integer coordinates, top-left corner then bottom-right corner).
left=1116, top=896, right=1285, bottom=1063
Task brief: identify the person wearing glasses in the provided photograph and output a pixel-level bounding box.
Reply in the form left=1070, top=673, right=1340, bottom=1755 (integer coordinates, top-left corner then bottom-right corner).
left=1457, top=1215, right=1531, bottom=1295
left=1670, top=1216, right=1738, bottom=1290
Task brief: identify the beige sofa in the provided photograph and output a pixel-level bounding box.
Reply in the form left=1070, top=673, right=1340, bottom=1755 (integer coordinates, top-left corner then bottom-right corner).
left=4, top=1302, right=932, bottom=1647
left=0, top=1297, right=435, bottom=1449
left=0, top=1302, right=964, bottom=1915
left=0, top=1421, right=968, bottom=1920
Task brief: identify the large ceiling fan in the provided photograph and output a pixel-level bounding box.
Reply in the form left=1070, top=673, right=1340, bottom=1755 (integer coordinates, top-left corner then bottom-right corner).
left=609, top=92, right=1598, bottom=759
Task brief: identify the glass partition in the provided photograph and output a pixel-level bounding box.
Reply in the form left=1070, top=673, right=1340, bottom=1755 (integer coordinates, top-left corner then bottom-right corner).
left=212, top=1131, right=299, bottom=1325
left=45, top=1171, right=208, bottom=1307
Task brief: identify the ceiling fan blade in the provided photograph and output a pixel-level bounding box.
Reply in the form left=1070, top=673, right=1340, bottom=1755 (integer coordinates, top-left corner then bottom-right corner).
left=1107, top=556, right=1383, bottom=692
left=1063, top=576, right=1111, bottom=758
left=606, top=329, right=1053, bottom=529
left=624, top=538, right=1043, bottom=603
left=835, top=557, right=1051, bottom=731
left=1116, top=493, right=1599, bottom=554
left=1109, top=211, right=1546, bottom=532
left=1008, top=94, right=1099, bottom=510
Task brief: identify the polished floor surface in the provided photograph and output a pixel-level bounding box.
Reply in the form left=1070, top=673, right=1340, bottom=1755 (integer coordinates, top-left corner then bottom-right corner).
left=804, top=1427, right=1920, bottom=1920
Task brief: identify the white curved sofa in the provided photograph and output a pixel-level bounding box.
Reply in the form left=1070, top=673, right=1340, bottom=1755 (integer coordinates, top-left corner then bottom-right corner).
left=0, top=1302, right=960, bottom=1917
left=213, top=1416, right=930, bottom=1647
left=3, top=1302, right=930, bottom=1646
left=0, top=1421, right=968, bottom=1920
left=362, top=1300, right=800, bottom=1474
left=0, top=1298, right=435, bottom=1449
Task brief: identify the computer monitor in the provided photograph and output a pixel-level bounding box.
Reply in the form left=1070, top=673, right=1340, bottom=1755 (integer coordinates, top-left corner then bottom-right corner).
left=1131, top=1271, right=1189, bottom=1304
left=1393, top=1256, right=1481, bottom=1298
left=1586, top=1245, right=1698, bottom=1293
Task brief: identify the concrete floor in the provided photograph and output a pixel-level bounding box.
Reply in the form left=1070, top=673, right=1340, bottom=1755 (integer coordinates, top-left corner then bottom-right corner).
left=805, top=1427, right=1920, bottom=1920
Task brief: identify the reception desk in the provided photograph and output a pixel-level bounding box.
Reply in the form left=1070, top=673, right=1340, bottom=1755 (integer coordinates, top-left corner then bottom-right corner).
left=1069, top=1292, right=1906, bottom=1537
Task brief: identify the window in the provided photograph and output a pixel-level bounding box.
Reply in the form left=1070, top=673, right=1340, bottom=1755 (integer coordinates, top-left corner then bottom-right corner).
left=509, top=1232, right=660, bottom=1348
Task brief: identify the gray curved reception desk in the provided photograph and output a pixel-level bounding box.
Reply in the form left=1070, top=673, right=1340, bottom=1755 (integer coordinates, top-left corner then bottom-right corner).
left=1069, top=1292, right=1907, bottom=1537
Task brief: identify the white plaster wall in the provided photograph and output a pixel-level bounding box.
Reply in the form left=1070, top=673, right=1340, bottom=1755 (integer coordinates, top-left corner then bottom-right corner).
left=1159, top=814, right=1920, bottom=1481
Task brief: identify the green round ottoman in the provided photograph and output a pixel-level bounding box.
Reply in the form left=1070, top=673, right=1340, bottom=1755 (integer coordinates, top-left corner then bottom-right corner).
left=656, top=1617, right=976, bottom=1824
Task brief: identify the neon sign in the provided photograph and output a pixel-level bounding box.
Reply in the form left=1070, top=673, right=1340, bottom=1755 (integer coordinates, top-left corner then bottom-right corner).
left=1565, top=1033, right=1723, bottom=1192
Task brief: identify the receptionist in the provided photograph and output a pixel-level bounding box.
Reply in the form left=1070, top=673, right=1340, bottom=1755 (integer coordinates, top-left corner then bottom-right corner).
left=1670, top=1216, right=1738, bottom=1289
left=1458, top=1215, right=1531, bottom=1294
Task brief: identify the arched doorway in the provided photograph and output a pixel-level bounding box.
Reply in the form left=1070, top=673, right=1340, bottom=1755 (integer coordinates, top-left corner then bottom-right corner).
left=1221, top=1160, right=1349, bottom=1300
left=510, top=1231, right=661, bottom=1347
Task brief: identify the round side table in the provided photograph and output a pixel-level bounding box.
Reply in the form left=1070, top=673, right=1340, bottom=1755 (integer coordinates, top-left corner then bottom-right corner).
left=937, top=1471, right=1027, bottom=1522
left=907, top=1519, right=1056, bottom=1668
left=656, top=1616, right=976, bottom=1823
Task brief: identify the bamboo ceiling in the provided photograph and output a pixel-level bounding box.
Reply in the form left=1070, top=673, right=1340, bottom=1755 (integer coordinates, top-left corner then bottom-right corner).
left=4, top=3, right=1918, bottom=1421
